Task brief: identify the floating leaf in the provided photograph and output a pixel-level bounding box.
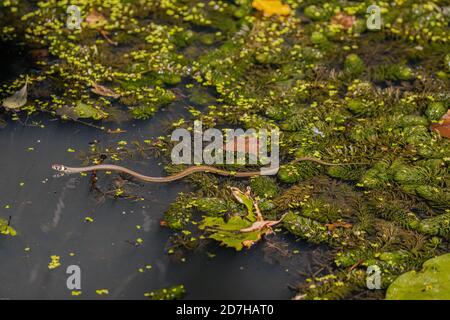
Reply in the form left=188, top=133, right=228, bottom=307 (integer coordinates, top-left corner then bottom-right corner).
left=95, top=289, right=109, bottom=295
left=74, top=101, right=108, bottom=119
left=330, top=13, right=356, bottom=30
left=2, top=77, right=28, bottom=110
left=199, top=215, right=262, bottom=251
left=386, top=253, right=450, bottom=300
left=48, top=255, right=61, bottom=270
left=91, top=83, right=120, bottom=99
left=252, top=0, right=291, bottom=17
left=199, top=187, right=285, bottom=250
left=57, top=101, right=108, bottom=120
left=0, top=218, right=17, bottom=237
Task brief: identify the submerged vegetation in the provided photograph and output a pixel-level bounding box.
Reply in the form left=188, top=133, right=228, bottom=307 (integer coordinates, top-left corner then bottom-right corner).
left=1, top=0, right=449, bottom=299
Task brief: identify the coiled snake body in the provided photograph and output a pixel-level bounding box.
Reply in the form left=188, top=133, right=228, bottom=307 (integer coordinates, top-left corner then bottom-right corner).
left=52, top=157, right=365, bottom=183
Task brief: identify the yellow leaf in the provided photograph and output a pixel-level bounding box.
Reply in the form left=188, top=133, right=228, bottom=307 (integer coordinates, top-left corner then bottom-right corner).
left=96, top=289, right=109, bottom=295
left=242, top=239, right=257, bottom=248
left=48, top=255, right=61, bottom=270
left=8, top=227, right=17, bottom=236
left=252, top=0, right=291, bottom=17
left=84, top=217, right=94, bottom=223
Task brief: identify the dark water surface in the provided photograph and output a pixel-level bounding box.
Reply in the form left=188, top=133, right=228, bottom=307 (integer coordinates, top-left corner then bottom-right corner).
left=0, top=108, right=323, bottom=299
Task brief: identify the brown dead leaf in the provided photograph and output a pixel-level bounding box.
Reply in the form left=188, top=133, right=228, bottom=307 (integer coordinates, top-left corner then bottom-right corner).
left=240, top=213, right=287, bottom=233
left=160, top=220, right=168, bottom=227
left=326, top=221, right=353, bottom=231
left=28, top=49, right=49, bottom=61
left=2, top=77, right=28, bottom=110
left=91, top=83, right=120, bottom=99
left=107, top=128, right=127, bottom=134
left=240, top=221, right=273, bottom=233
left=85, top=9, right=107, bottom=28
left=430, top=109, right=450, bottom=139
left=330, top=13, right=356, bottom=30
left=85, top=10, right=117, bottom=45
left=242, top=239, right=258, bottom=248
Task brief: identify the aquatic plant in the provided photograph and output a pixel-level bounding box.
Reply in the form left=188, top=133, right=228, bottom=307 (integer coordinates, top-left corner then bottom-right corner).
left=417, top=211, right=450, bottom=237
left=144, top=284, right=186, bottom=300
left=3, top=0, right=449, bottom=300
left=199, top=215, right=262, bottom=251
left=344, top=54, right=365, bottom=77
left=198, top=187, right=285, bottom=250
left=386, top=253, right=450, bottom=300
left=163, top=193, right=195, bottom=231
left=425, top=102, right=447, bottom=121
left=0, top=217, right=16, bottom=236
left=250, top=176, right=279, bottom=198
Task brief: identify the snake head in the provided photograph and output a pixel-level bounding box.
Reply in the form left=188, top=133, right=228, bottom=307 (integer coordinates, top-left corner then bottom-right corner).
left=52, top=164, right=67, bottom=172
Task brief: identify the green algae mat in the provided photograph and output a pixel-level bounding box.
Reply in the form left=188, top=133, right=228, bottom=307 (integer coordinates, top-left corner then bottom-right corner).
left=1, top=0, right=450, bottom=299
left=386, top=253, right=450, bottom=300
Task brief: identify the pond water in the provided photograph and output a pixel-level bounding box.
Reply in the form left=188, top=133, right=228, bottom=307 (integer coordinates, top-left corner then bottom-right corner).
left=0, top=109, right=325, bottom=299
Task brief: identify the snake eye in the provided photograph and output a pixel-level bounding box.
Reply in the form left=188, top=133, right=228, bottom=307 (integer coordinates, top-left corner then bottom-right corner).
left=52, top=164, right=66, bottom=172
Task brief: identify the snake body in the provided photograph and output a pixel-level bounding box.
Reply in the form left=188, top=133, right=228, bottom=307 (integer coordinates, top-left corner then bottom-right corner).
left=52, top=157, right=365, bottom=183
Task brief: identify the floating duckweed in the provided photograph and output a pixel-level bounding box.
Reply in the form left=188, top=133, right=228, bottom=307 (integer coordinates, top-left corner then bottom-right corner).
left=144, top=285, right=185, bottom=300
left=304, top=5, right=327, bottom=21
left=311, top=31, right=328, bottom=45
left=0, top=218, right=17, bottom=236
